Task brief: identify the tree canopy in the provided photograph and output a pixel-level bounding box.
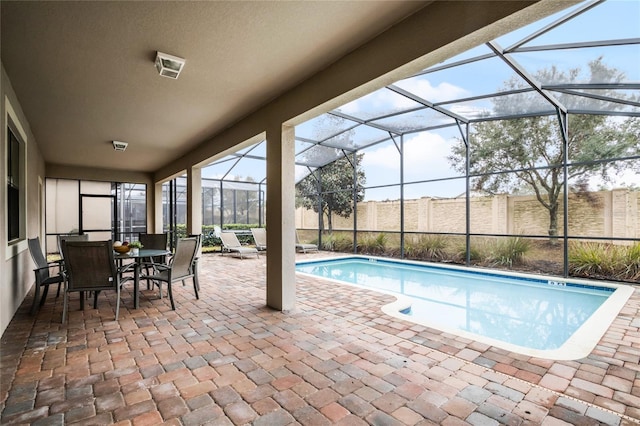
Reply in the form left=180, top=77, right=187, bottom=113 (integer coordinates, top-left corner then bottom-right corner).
left=449, top=58, right=639, bottom=239
left=296, top=152, right=366, bottom=232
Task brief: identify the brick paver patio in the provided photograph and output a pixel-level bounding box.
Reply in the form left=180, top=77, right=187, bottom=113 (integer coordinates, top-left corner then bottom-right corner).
left=1, top=251, right=639, bottom=425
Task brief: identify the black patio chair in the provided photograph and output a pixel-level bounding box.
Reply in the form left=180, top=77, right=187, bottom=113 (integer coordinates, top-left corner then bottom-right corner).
left=27, top=237, right=65, bottom=314
left=60, top=240, right=123, bottom=322
left=187, top=233, right=202, bottom=295
left=140, top=237, right=199, bottom=310
left=57, top=233, right=89, bottom=256
left=57, top=234, right=91, bottom=306
left=138, top=233, right=169, bottom=288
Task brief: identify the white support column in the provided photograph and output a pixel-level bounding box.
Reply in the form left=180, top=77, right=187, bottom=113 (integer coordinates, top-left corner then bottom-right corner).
left=152, top=182, right=164, bottom=233
left=187, top=166, right=202, bottom=236
left=266, top=124, right=296, bottom=311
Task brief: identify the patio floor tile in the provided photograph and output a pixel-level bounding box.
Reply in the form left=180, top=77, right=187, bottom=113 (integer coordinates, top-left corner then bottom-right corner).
left=1, top=251, right=639, bottom=425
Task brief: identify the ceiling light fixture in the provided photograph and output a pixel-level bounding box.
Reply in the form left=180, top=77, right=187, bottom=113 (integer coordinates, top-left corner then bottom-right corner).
left=155, top=51, right=186, bottom=79
left=113, top=140, right=128, bottom=152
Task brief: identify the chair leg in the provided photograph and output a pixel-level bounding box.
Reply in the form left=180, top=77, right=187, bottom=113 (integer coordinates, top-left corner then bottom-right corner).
left=114, top=286, right=120, bottom=321
left=30, top=283, right=41, bottom=315
left=193, top=260, right=200, bottom=291
left=167, top=282, right=175, bottom=310
left=145, top=265, right=152, bottom=290
left=62, top=288, right=69, bottom=323
left=39, top=285, right=50, bottom=307
left=55, top=282, right=62, bottom=298
left=193, top=276, right=199, bottom=300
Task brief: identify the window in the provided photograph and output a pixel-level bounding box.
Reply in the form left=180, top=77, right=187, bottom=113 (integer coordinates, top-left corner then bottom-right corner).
left=7, top=127, right=21, bottom=242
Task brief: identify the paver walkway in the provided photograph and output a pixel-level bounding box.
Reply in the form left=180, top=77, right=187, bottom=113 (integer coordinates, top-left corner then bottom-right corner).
left=1, top=251, right=639, bottom=425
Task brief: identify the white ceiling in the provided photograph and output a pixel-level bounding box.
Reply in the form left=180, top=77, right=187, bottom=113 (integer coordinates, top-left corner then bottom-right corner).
left=1, top=1, right=429, bottom=173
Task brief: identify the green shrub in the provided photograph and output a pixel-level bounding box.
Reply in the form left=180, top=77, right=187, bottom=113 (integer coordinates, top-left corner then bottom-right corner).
left=467, top=242, right=484, bottom=263
left=357, top=233, right=387, bottom=255
left=489, top=237, right=531, bottom=267
left=174, top=224, right=258, bottom=246
left=334, top=234, right=353, bottom=252
left=321, top=233, right=353, bottom=252
left=569, top=242, right=610, bottom=277
left=455, top=240, right=486, bottom=263
left=406, top=235, right=448, bottom=261
left=623, top=243, right=640, bottom=281
left=570, top=242, right=640, bottom=281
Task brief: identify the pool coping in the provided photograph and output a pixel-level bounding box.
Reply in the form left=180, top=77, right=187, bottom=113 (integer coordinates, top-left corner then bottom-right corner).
left=296, top=254, right=635, bottom=361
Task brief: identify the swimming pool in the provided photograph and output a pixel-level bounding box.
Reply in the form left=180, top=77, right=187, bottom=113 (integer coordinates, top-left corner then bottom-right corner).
left=296, top=256, right=634, bottom=360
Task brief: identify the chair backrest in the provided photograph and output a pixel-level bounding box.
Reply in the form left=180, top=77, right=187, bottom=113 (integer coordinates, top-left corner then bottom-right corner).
left=219, top=231, right=241, bottom=249
left=171, top=237, right=199, bottom=279
left=139, top=233, right=168, bottom=250
left=57, top=234, right=89, bottom=257
left=251, top=228, right=267, bottom=248
left=61, top=240, right=118, bottom=292
left=188, top=234, right=202, bottom=256
left=28, top=237, right=50, bottom=281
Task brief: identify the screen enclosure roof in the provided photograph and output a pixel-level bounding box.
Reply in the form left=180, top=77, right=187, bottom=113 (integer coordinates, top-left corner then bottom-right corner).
left=203, top=0, right=639, bottom=185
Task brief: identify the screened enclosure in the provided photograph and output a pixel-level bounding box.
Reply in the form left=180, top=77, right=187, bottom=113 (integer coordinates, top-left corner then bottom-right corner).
left=45, top=179, right=146, bottom=253
left=168, top=0, right=639, bottom=282
left=161, top=177, right=265, bottom=227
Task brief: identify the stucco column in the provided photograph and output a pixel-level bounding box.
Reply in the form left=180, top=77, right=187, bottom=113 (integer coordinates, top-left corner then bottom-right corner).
left=152, top=182, right=163, bottom=233
left=266, top=124, right=296, bottom=311
left=187, top=166, right=202, bottom=236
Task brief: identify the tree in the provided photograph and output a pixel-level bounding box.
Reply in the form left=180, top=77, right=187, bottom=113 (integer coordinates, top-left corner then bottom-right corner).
left=449, top=58, right=639, bottom=240
left=295, top=115, right=366, bottom=232
left=296, top=152, right=366, bottom=232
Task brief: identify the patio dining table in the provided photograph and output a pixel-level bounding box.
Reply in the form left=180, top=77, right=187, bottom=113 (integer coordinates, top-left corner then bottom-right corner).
left=114, top=249, right=171, bottom=309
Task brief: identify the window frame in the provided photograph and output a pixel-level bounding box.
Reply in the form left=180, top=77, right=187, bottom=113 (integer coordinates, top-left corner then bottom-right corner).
left=5, top=96, right=28, bottom=259
left=7, top=126, right=21, bottom=242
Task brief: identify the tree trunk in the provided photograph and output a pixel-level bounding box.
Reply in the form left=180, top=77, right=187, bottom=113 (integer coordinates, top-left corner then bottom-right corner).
left=327, top=208, right=333, bottom=233
left=548, top=203, right=559, bottom=245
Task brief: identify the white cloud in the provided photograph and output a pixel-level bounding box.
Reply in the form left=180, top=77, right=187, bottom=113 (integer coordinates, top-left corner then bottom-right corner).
left=404, top=133, right=456, bottom=178
left=396, top=78, right=469, bottom=103
left=361, top=142, right=400, bottom=170
left=361, top=131, right=460, bottom=186
left=339, top=89, right=416, bottom=116
left=339, top=79, right=469, bottom=116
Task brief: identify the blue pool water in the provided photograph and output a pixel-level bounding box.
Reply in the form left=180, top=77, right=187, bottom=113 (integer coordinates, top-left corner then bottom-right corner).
left=296, top=257, right=618, bottom=352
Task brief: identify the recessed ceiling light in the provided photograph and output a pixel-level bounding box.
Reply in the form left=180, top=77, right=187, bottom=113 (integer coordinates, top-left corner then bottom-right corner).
left=155, top=51, right=186, bottom=79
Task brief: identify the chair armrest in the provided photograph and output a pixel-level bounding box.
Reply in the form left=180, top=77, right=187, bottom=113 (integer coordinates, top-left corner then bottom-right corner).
left=33, top=264, right=59, bottom=272
left=139, top=262, right=170, bottom=271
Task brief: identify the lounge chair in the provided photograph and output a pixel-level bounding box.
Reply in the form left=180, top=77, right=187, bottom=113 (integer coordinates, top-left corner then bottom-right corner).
left=212, top=225, right=223, bottom=252
left=296, top=231, right=318, bottom=253
left=250, top=228, right=267, bottom=251
left=219, top=231, right=258, bottom=259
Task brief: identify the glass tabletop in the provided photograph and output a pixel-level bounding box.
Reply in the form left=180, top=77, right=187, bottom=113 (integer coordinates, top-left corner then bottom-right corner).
left=114, top=249, right=170, bottom=258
